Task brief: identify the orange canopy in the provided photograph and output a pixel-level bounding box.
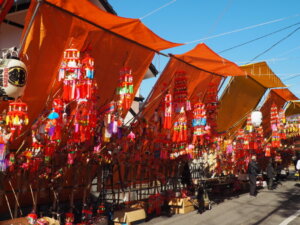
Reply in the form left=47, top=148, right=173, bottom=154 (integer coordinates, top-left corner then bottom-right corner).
left=39, top=0, right=181, bottom=52
left=217, top=76, right=266, bottom=134
left=240, top=62, right=286, bottom=88
left=173, top=43, right=245, bottom=77
left=142, top=43, right=245, bottom=120
left=260, top=90, right=286, bottom=137
left=217, top=62, right=287, bottom=134
left=286, top=101, right=300, bottom=116
left=20, top=0, right=181, bottom=127
left=258, top=89, right=297, bottom=136
left=272, top=88, right=298, bottom=101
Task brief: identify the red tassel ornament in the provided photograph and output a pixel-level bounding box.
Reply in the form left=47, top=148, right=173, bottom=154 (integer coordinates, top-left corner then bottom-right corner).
left=6, top=100, right=29, bottom=138
left=172, top=108, right=187, bottom=142
left=117, top=67, right=134, bottom=111
left=163, top=93, right=172, bottom=129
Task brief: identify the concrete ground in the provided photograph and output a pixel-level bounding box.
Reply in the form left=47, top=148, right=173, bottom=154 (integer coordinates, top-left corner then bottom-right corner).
left=141, top=179, right=300, bottom=225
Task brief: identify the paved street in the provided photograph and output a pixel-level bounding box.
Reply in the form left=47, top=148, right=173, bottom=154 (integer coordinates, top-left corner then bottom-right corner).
left=142, top=179, right=300, bottom=225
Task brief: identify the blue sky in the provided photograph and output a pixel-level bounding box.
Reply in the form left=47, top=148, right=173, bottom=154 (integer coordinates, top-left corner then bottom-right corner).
left=109, top=0, right=300, bottom=98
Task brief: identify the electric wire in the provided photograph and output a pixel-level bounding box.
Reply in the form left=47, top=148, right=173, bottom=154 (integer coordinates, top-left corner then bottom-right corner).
left=283, top=73, right=300, bottom=81
left=219, top=21, right=300, bottom=53
left=184, top=13, right=300, bottom=44
left=139, top=0, right=177, bottom=20
left=204, top=0, right=235, bottom=37
left=247, top=26, right=300, bottom=64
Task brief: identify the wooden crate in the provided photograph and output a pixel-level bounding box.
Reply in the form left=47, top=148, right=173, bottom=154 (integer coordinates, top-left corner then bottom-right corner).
left=168, top=198, right=196, bottom=214
left=113, top=208, right=146, bottom=225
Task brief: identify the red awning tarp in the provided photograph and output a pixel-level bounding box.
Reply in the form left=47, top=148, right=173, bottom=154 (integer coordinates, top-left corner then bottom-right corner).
left=142, top=43, right=245, bottom=120
left=217, top=76, right=266, bottom=134
left=217, top=62, right=287, bottom=134
left=286, top=101, right=300, bottom=116
left=173, top=43, right=246, bottom=77
left=240, top=62, right=286, bottom=88
left=19, top=0, right=181, bottom=126
left=261, top=88, right=298, bottom=136
left=272, top=88, right=298, bottom=101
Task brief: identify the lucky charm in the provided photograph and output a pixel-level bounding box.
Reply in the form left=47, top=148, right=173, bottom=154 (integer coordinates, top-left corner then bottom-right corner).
left=172, top=107, right=187, bottom=142
left=81, top=53, right=95, bottom=79
left=27, top=212, right=38, bottom=225
left=192, top=102, right=207, bottom=144
left=163, top=92, right=172, bottom=129
left=0, top=127, right=11, bottom=171
left=6, top=100, right=29, bottom=137
left=117, top=67, right=133, bottom=111
left=65, top=212, right=74, bottom=225
left=173, top=71, right=189, bottom=112
left=59, top=48, right=81, bottom=101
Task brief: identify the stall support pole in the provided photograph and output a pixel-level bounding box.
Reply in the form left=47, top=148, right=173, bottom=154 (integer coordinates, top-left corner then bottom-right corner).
left=19, top=0, right=43, bottom=56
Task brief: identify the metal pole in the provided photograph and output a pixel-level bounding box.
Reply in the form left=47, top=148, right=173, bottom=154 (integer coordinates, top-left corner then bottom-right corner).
left=19, top=0, right=44, bottom=56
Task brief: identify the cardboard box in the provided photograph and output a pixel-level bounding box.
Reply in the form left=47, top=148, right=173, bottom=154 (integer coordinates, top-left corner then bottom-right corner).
left=130, top=201, right=145, bottom=209
left=114, top=208, right=146, bottom=225
left=168, top=198, right=196, bottom=214
left=0, top=217, right=28, bottom=225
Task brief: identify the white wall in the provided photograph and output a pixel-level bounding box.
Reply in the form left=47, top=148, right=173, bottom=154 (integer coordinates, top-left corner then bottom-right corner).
left=0, top=10, right=26, bottom=50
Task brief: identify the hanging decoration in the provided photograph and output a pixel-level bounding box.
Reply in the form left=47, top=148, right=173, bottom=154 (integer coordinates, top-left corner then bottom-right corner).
left=265, top=143, right=272, bottom=157
left=6, top=100, right=29, bottom=138
left=172, top=107, right=187, bottom=143
left=2, top=42, right=299, bottom=223
left=278, top=108, right=287, bottom=140
left=27, top=212, right=38, bottom=225
left=59, top=48, right=81, bottom=101
left=270, top=104, right=280, bottom=148
left=245, top=114, right=253, bottom=133
left=117, top=67, right=133, bottom=111
left=192, top=102, right=207, bottom=145
left=65, top=212, right=74, bottom=225
left=205, top=82, right=219, bottom=135
left=173, top=71, right=189, bottom=112
left=163, top=92, right=172, bottom=129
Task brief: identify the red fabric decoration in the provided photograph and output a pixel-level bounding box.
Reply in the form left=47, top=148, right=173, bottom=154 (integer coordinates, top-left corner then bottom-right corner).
left=163, top=93, right=172, bottom=129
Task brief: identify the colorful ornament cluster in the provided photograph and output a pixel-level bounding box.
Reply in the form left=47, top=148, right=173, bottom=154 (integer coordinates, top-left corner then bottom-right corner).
left=59, top=49, right=95, bottom=101
left=173, top=71, right=190, bottom=112
left=0, top=100, right=29, bottom=172
left=117, top=67, right=134, bottom=111
left=3, top=50, right=299, bottom=223
left=270, top=104, right=281, bottom=148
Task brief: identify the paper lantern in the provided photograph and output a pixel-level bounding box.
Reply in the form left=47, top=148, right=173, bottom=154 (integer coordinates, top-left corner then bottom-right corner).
left=251, top=110, right=262, bottom=127
left=0, top=58, right=27, bottom=100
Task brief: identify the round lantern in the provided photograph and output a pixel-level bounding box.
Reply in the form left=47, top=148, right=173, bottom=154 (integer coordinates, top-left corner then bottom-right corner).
left=0, top=58, right=27, bottom=100
left=251, top=110, right=262, bottom=127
